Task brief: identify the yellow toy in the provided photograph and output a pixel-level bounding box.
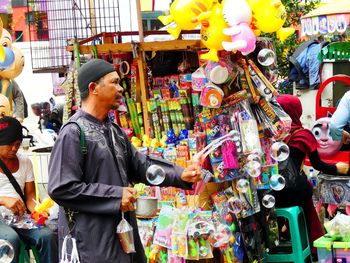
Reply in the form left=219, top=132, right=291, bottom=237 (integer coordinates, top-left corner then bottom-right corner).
left=31, top=197, right=55, bottom=225
left=158, top=0, right=214, bottom=39
left=142, top=134, right=152, bottom=148
left=131, top=136, right=142, bottom=148
left=150, top=138, right=161, bottom=149
left=160, top=134, right=168, bottom=148
left=0, top=94, right=11, bottom=117
left=247, top=0, right=295, bottom=41
left=199, top=2, right=231, bottom=62
left=35, top=197, right=54, bottom=214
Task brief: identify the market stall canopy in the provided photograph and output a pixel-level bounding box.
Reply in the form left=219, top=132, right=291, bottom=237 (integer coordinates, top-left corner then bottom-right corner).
left=302, top=0, right=350, bottom=18
left=301, top=0, right=350, bottom=37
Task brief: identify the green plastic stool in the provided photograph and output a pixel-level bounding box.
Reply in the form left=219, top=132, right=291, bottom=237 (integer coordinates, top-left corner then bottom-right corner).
left=18, top=240, right=40, bottom=263
left=265, top=206, right=312, bottom=263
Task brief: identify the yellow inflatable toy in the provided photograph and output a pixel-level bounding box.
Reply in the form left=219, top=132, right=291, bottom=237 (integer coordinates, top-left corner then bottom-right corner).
left=199, top=3, right=231, bottom=62
left=158, top=0, right=214, bottom=39
left=247, top=0, right=295, bottom=41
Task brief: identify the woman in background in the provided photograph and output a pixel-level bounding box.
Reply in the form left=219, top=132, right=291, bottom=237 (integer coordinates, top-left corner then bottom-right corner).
left=274, top=94, right=349, bottom=255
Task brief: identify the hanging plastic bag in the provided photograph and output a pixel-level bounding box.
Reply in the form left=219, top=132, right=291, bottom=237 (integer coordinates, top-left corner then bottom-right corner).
left=60, top=235, right=80, bottom=263
left=116, top=213, right=135, bottom=253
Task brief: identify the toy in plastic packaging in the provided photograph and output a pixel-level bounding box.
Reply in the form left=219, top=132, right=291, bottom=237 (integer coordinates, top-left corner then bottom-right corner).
left=154, top=206, right=176, bottom=248
left=200, top=83, right=224, bottom=108
left=0, top=207, right=37, bottom=229
left=116, top=212, right=136, bottom=254
left=171, top=234, right=188, bottom=258
left=191, top=67, right=208, bottom=91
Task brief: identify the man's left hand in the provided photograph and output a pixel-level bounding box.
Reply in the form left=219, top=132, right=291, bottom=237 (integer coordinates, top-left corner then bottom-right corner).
left=181, top=163, right=202, bottom=183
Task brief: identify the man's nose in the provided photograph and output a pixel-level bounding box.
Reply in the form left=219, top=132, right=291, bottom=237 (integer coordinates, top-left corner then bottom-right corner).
left=116, top=84, right=123, bottom=92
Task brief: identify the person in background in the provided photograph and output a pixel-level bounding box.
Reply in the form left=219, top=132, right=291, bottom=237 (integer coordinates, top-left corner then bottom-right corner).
left=330, top=90, right=350, bottom=144
left=0, top=116, right=57, bottom=263
left=274, top=94, right=349, bottom=255
left=48, top=59, right=202, bottom=263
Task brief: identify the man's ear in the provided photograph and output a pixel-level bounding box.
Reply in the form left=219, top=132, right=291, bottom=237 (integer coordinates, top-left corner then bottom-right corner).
left=88, top=82, right=97, bottom=95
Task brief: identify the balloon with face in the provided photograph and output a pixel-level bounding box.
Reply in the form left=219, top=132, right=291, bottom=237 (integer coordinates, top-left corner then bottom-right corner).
left=158, top=0, right=214, bottom=39
left=199, top=2, right=231, bottom=62
left=0, top=94, right=11, bottom=117
left=312, top=117, right=342, bottom=158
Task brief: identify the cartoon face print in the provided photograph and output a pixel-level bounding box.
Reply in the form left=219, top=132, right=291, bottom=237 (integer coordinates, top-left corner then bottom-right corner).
left=312, top=117, right=342, bottom=157
left=331, top=184, right=345, bottom=204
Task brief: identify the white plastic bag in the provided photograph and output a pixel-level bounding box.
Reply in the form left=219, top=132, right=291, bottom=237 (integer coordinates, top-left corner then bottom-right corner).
left=60, top=235, right=80, bottom=263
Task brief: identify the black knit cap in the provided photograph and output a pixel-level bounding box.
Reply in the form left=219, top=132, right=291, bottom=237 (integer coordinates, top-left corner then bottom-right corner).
left=78, top=59, right=116, bottom=99
left=0, top=116, right=23, bottom=145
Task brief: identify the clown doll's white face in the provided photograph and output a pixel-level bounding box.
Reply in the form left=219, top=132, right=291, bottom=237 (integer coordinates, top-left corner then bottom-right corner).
left=0, top=94, right=11, bottom=117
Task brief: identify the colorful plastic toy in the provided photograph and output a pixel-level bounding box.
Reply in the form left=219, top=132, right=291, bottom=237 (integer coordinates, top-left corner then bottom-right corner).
left=222, top=0, right=256, bottom=55
left=198, top=2, right=231, bottom=62
left=247, top=0, right=295, bottom=41
left=158, top=0, right=214, bottom=39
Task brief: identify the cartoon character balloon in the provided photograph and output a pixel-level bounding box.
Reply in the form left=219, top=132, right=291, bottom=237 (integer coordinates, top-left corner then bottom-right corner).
left=247, top=0, right=295, bottom=41
left=0, top=28, right=25, bottom=114
left=221, top=0, right=256, bottom=55
left=0, top=94, right=11, bottom=117
left=199, top=2, right=231, bottom=62
left=158, top=0, right=214, bottom=39
left=312, top=117, right=342, bottom=158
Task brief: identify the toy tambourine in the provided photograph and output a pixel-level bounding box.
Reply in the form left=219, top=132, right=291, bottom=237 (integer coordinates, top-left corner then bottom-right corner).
left=199, top=83, right=224, bottom=108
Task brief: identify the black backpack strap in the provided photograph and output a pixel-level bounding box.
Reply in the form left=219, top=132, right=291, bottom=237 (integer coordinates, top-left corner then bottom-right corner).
left=61, top=120, right=87, bottom=155
left=0, top=158, right=30, bottom=213
left=60, top=120, right=87, bottom=233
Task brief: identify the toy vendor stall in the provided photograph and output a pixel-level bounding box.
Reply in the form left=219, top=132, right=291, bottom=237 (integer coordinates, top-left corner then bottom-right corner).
left=60, top=0, right=320, bottom=262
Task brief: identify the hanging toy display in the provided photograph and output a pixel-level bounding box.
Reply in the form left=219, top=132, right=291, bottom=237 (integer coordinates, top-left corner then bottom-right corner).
left=158, top=0, right=214, bottom=39
left=199, top=83, right=224, bottom=108
left=221, top=0, right=256, bottom=55
left=246, top=0, right=295, bottom=41
left=198, top=2, right=232, bottom=62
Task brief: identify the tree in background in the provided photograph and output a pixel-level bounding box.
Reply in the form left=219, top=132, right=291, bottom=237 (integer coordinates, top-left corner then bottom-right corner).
left=265, top=0, right=320, bottom=93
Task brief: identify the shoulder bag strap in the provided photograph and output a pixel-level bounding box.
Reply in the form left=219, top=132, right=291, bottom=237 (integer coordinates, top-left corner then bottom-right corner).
left=0, top=158, right=30, bottom=212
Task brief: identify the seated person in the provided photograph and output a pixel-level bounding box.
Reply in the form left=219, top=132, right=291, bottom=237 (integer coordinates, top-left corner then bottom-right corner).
left=0, top=116, right=58, bottom=263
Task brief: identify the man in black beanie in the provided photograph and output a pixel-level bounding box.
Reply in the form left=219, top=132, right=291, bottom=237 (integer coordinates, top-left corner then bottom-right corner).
left=0, top=116, right=58, bottom=263
left=48, top=59, right=201, bottom=263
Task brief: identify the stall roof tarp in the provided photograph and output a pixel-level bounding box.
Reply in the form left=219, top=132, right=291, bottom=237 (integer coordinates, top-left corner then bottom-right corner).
left=302, top=0, right=350, bottom=18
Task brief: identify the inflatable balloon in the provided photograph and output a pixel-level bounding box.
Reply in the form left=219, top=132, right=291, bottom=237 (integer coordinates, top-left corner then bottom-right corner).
left=0, top=94, right=11, bottom=117
left=0, top=24, right=14, bottom=70
left=222, top=0, right=256, bottom=55
left=0, top=47, right=15, bottom=70
left=247, top=0, right=295, bottom=41
left=312, top=117, right=342, bottom=158
left=0, top=28, right=25, bottom=114
left=199, top=3, right=231, bottom=62
left=158, top=0, right=214, bottom=39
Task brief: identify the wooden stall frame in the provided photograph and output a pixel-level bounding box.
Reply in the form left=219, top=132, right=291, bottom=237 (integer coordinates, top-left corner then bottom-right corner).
left=67, top=35, right=205, bottom=136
